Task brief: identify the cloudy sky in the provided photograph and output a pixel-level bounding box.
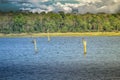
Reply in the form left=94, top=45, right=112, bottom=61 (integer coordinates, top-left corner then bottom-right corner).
left=0, top=0, right=120, bottom=13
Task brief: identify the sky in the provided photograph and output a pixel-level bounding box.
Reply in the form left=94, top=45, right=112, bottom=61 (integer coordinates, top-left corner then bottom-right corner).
left=0, top=0, right=120, bottom=14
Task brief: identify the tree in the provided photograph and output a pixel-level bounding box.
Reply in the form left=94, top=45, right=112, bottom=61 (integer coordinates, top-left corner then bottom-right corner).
left=13, top=14, right=26, bottom=33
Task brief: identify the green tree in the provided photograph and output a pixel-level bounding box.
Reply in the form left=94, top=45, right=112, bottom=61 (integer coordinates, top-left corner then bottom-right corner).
left=13, top=14, right=26, bottom=33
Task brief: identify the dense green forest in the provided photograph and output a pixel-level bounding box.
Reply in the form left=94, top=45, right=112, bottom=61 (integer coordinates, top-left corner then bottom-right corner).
left=0, top=12, right=120, bottom=33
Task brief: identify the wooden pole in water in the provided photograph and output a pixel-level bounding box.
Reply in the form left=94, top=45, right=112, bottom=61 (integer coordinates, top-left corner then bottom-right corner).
left=82, top=38, right=87, bottom=56
left=33, top=38, right=38, bottom=53
left=47, top=29, right=50, bottom=42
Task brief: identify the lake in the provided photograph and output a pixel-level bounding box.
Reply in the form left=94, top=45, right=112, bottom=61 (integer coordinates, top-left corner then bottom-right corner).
left=0, top=37, right=120, bottom=80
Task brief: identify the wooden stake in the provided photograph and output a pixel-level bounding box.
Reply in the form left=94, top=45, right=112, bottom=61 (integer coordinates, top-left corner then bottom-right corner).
left=82, top=38, right=87, bottom=56
left=47, top=29, right=50, bottom=42
left=33, top=38, right=38, bottom=53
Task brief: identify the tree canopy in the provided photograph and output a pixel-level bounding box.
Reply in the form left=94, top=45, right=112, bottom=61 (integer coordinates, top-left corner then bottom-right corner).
left=0, top=12, right=120, bottom=33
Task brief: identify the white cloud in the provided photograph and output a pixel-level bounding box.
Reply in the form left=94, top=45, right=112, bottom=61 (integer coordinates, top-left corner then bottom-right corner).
left=41, top=0, right=49, bottom=2
left=97, top=3, right=120, bottom=13
left=29, top=0, right=48, bottom=3
left=65, top=3, right=85, bottom=8
left=78, top=5, right=97, bottom=14
left=78, top=0, right=120, bottom=14
left=76, top=0, right=102, bottom=4
left=22, top=3, right=33, bottom=7
left=19, top=0, right=120, bottom=14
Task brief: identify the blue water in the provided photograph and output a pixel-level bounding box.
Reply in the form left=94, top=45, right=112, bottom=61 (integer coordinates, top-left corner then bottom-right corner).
left=0, top=37, right=120, bottom=80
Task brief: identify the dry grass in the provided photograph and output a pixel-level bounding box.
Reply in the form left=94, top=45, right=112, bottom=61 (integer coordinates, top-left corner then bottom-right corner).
left=0, top=32, right=120, bottom=38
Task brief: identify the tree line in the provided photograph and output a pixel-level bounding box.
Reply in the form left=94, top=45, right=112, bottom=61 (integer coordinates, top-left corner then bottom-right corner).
left=0, top=12, right=120, bottom=33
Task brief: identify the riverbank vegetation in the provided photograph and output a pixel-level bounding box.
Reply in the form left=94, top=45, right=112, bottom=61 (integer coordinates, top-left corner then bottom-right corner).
left=0, top=12, right=120, bottom=34
left=0, top=32, right=120, bottom=38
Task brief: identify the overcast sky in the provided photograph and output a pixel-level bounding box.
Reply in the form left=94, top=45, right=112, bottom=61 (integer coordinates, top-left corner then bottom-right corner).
left=0, top=0, right=120, bottom=13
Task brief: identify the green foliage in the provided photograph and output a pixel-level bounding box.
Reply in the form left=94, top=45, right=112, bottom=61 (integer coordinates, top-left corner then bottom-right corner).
left=0, top=12, right=120, bottom=33
left=13, top=14, right=26, bottom=33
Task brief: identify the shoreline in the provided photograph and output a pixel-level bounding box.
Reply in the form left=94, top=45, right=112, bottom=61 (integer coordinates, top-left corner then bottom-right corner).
left=0, top=32, right=120, bottom=38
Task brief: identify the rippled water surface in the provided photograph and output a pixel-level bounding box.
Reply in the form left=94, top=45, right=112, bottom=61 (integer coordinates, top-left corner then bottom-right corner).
left=0, top=37, right=120, bottom=80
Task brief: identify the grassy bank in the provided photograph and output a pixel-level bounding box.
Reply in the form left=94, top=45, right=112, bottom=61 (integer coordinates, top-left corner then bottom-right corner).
left=0, top=32, right=120, bottom=38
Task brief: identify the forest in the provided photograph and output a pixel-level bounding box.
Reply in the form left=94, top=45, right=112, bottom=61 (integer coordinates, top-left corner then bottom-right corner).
left=0, top=12, right=120, bottom=33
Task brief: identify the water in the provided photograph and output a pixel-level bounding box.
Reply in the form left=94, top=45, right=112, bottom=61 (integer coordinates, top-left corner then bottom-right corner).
left=0, top=37, right=120, bottom=80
